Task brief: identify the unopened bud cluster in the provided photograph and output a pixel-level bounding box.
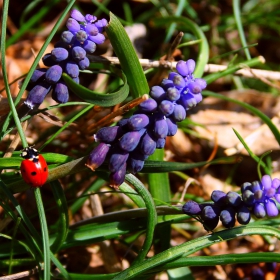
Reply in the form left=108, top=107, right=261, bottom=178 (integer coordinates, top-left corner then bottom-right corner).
left=183, top=175, right=280, bottom=231
left=24, top=10, right=107, bottom=109
left=86, top=59, right=207, bottom=188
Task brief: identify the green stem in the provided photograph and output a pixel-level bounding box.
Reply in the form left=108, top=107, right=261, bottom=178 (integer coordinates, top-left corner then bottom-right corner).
left=1, top=0, right=28, bottom=147
left=34, top=188, right=50, bottom=280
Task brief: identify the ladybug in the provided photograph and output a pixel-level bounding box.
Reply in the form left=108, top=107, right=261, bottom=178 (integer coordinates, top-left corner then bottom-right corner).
left=20, top=147, right=48, bottom=188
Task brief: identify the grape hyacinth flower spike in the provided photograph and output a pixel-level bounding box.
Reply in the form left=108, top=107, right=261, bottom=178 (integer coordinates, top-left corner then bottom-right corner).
left=86, top=59, right=207, bottom=188
left=23, top=9, right=108, bottom=110
left=182, top=174, right=280, bottom=231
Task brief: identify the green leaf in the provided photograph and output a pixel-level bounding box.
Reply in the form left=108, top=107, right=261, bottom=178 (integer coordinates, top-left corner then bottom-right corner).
left=106, top=12, right=150, bottom=98
left=62, top=66, right=129, bottom=106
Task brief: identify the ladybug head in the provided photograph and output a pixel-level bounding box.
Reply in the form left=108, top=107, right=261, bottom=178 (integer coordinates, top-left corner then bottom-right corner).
left=20, top=147, right=39, bottom=161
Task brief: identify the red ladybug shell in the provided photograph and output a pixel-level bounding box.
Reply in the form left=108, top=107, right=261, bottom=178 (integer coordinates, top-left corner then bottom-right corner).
left=20, top=148, right=48, bottom=188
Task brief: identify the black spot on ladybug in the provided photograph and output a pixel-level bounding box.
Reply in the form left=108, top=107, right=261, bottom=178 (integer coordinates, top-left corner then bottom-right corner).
left=31, top=171, right=37, bottom=176
left=44, top=167, right=47, bottom=172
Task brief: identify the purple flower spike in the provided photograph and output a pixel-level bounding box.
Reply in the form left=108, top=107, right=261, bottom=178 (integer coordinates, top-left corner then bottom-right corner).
left=72, top=46, right=86, bottom=61
left=45, top=65, right=62, bottom=84
left=86, top=143, right=110, bottom=171
left=70, top=9, right=86, bottom=22
left=94, top=126, right=123, bottom=143
left=161, top=79, right=174, bottom=90
left=51, top=48, right=69, bottom=62
left=265, top=199, right=278, bottom=217
left=109, top=151, right=129, bottom=173
left=226, top=191, right=242, bottom=207
left=179, top=92, right=197, bottom=110
left=109, top=163, right=127, bottom=189
left=66, top=18, right=80, bottom=33
left=24, top=82, right=51, bottom=109
left=52, top=82, right=69, bottom=103
left=119, top=129, right=146, bottom=152
left=201, top=205, right=220, bottom=220
left=128, top=114, right=149, bottom=130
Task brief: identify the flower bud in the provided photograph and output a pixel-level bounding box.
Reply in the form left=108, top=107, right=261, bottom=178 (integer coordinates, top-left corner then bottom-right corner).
left=182, top=200, right=202, bottom=215
left=159, top=100, right=174, bottom=116
left=265, top=199, right=278, bottom=217
left=95, top=19, right=108, bottom=32
left=88, top=33, right=106, bottom=44
left=86, top=143, right=110, bottom=171
left=156, top=138, right=165, bottom=149
left=128, top=157, right=145, bottom=173
left=24, top=82, right=51, bottom=109
left=71, top=9, right=85, bottom=22
left=161, top=79, right=174, bottom=90
left=166, top=87, right=180, bottom=101
left=220, top=207, right=236, bottom=228
left=138, top=98, right=158, bottom=113
left=237, top=206, right=251, bottom=225
left=30, top=68, right=47, bottom=83
left=166, top=117, right=177, bottom=136
left=78, top=57, right=90, bottom=70
left=150, top=86, right=165, bottom=102
left=109, top=163, right=126, bottom=189
left=66, top=18, right=80, bottom=33
left=140, top=132, right=156, bottom=156
left=45, top=65, right=63, bottom=84
left=211, top=190, right=227, bottom=206
left=119, top=129, right=146, bottom=152
left=94, top=126, right=123, bottom=143
left=72, top=46, right=86, bottom=61
left=61, top=31, right=74, bottom=44
left=42, top=53, right=57, bottom=67
left=226, top=191, right=242, bottom=207
left=83, top=40, right=96, bottom=53
left=75, top=30, right=88, bottom=43
left=85, top=24, right=99, bottom=36
left=172, top=74, right=186, bottom=89
left=154, top=118, right=168, bottom=139
left=128, top=114, right=149, bottom=130
left=52, top=82, right=69, bottom=103
left=65, top=61, right=79, bottom=78
left=253, top=203, right=266, bottom=218
left=51, top=48, right=69, bottom=62
left=172, top=104, right=186, bottom=122
left=109, top=151, right=129, bottom=173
